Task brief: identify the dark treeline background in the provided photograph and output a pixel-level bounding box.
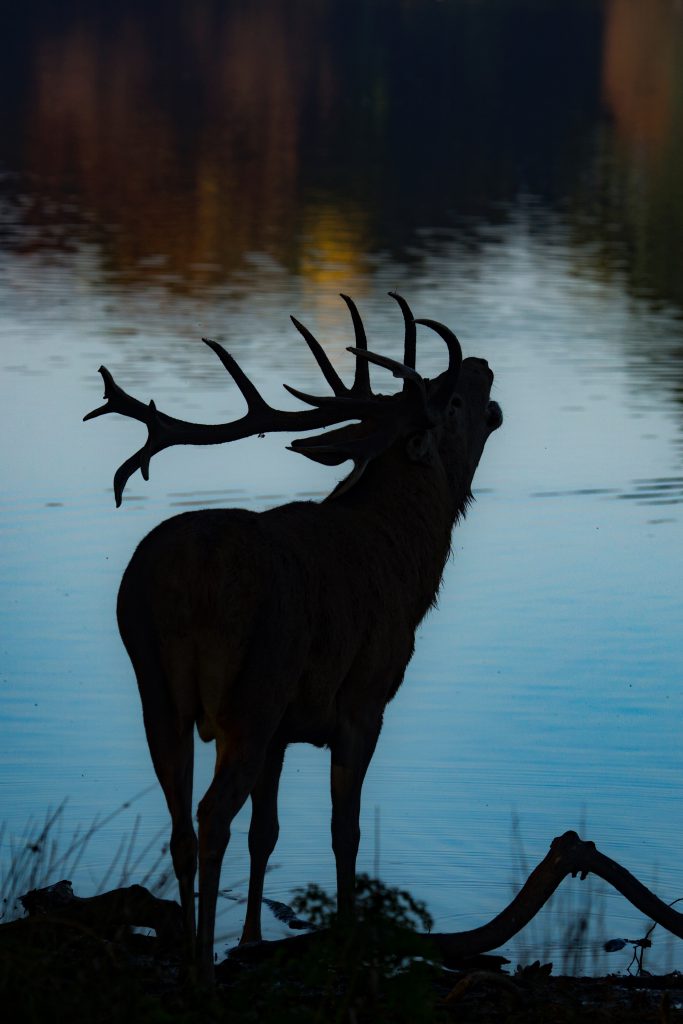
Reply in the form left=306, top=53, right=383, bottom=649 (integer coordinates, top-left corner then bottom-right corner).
left=1, top=1, right=681, bottom=313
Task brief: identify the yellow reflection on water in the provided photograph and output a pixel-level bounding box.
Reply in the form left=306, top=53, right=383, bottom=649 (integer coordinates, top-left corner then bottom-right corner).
left=299, top=202, right=371, bottom=363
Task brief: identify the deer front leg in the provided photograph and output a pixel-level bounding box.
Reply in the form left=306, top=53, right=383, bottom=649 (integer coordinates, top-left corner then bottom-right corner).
left=329, top=717, right=382, bottom=919
left=241, top=743, right=286, bottom=944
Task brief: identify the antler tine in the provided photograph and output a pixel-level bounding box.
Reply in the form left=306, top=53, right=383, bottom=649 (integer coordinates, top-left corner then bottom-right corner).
left=288, top=435, right=371, bottom=496
left=113, top=450, right=147, bottom=508
left=414, top=317, right=463, bottom=410
left=83, top=365, right=149, bottom=424
left=388, top=292, right=417, bottom=380
left=289, top=419, right=399, bottom=467
left=282, top=383, right=377, bottom=414
left=347, top=346, right=425, bottom=392
left=202, top=338, right=269, bottom=412
left=290, top=316, right=347, bottom=397
left=340, top=294, right=372, bottom=397
left=83, top=366, right=162, bottom=506
left=414, top=318, right=463, bottom=379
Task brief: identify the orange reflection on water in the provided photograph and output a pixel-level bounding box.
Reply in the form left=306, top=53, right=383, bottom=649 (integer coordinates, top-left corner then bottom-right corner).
left=9, top=0, right=683, bottom=314
left=23, top=4, right=339, bottom=289
left=602, top=0, right=682, bottom=158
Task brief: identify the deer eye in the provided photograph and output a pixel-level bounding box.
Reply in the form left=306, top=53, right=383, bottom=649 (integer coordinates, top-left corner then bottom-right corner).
left=447, top=395, right=463, bottom=418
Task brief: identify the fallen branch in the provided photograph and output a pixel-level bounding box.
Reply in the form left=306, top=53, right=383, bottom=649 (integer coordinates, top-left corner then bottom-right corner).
left=1, top=878, right=182, bottom=948
left=230, top=830, right=683, bottom=968
left=430, top=830, right=683, bottom=963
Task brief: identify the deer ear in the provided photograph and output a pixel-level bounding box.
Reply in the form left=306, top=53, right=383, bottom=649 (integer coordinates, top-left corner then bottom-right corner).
left=406, top=431, right=434, bottom=464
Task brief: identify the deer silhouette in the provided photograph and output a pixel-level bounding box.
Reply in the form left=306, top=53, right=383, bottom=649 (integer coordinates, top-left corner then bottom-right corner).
left=85, top=293, right=502, bottom=981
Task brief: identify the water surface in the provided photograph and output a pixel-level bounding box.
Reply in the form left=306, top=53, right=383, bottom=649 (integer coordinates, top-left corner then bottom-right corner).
left=1, top=0, right=682, bottom=973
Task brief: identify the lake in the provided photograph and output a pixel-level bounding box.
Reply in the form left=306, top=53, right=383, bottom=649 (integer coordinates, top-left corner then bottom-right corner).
left=1, top=0, right=682, bottom=974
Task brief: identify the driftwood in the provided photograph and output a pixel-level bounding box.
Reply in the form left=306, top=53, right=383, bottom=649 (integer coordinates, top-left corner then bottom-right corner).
left=230, top=830, right=683, bottom=968
left=430, top=829, right=683, bottom=964
left=2, top=830, right=681, bottom=971
left=1, top=878, right=182, bottom=948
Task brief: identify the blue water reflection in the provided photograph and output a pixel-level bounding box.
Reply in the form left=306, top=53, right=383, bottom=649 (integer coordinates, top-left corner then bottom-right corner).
left=1, top=0, right=683, bottom=974
left=2, top=215, right=681, bottom=970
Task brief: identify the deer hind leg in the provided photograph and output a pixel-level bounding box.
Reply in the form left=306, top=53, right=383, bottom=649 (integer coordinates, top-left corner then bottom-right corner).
left=329, top=716, right=383, bottom=919
left=140, top=703, right=197, bottom=958
left=240, top=742, right=285, bottom=944
left=123, top=622, right=198, bottom=960
left=195, top=734, right=272, bottom=982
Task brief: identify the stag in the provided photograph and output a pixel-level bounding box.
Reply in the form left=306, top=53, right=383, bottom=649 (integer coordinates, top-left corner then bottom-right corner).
left=85, top=293, right=502, bottom=981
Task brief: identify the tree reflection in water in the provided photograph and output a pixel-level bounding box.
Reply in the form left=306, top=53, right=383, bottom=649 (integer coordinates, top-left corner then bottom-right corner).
left=0, top=1, right=679, bottom=309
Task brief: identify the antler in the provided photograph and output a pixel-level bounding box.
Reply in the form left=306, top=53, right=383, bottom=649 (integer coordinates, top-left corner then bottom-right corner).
left=84, top=349, right=378, bottom=507
left=414, top=317, right=462, bottom=406
left=85, top=294, right=462, bottom=505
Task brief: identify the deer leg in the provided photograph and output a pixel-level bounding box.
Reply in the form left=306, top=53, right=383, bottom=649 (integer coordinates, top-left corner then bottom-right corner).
left=241, top=743, right=285, bottom=944
left=142, top=711, right=197, bottom=958
left=195, top=742, right=267, bottom=982
left=329, top=718, right=382, bottom=920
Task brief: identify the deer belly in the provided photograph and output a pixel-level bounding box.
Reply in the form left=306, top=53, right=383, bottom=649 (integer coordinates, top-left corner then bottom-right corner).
left=276, top=698, right=338, bottom=747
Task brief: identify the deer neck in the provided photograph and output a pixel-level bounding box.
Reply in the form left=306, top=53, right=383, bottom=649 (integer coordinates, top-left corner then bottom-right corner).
left=333, top=449, right=459, bottom=621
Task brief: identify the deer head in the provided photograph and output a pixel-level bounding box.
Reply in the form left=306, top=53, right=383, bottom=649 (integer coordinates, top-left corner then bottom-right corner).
left=84, top=293, right=502, bottom=505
